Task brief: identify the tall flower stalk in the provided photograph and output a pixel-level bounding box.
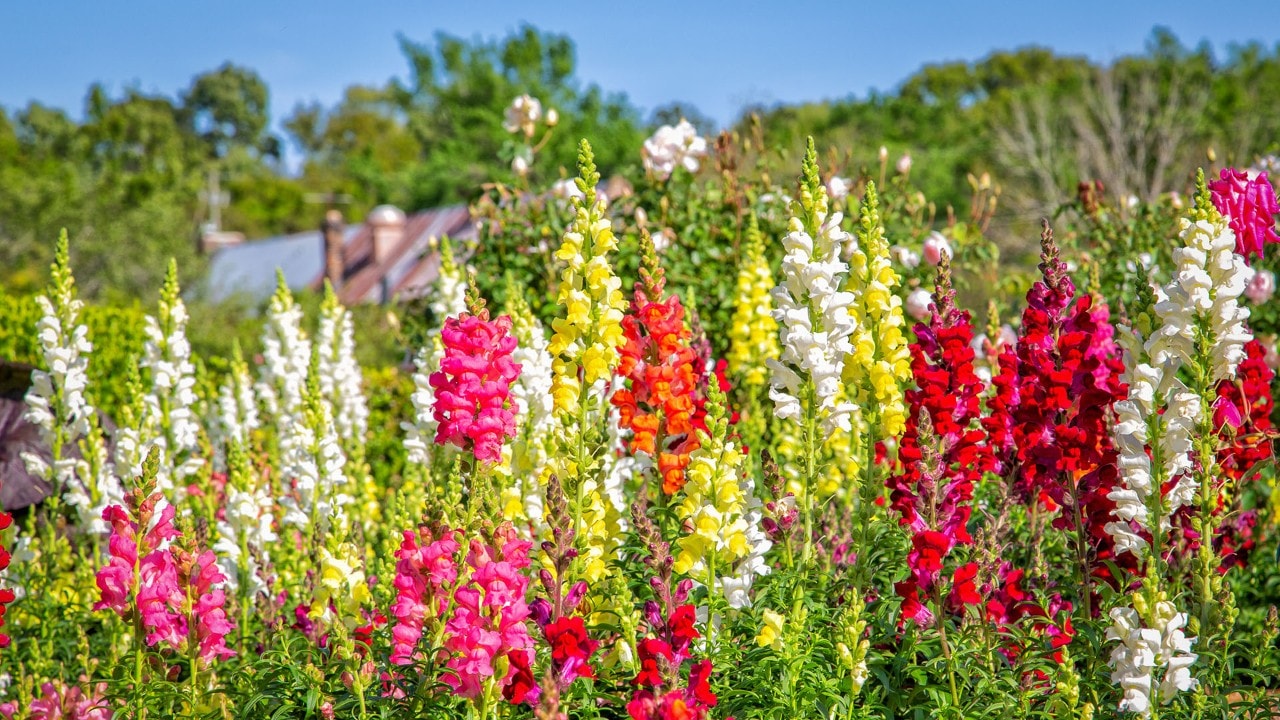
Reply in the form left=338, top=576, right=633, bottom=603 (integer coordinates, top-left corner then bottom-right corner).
left=767, top=138, right=857, bottom=564
left=22, top=232, right=94, bottom=530
left=317, top=281, right=369, bottom=456
left=138, top=259, right=203, bottom=497
left=727, top=214, right=780, bottom=446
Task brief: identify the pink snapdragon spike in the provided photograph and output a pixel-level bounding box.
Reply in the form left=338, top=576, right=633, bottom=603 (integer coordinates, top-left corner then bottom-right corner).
left=3, top=679, right=112, bottom=720
left=429, top=313, right=523, bottom=463
left=1210, top=167, right=1280, bottom=263
left=389, top=527, right=462, bottom=666
left=443, top=523, right=538, bottom=705
left=95, top=491, right=234, bottom=667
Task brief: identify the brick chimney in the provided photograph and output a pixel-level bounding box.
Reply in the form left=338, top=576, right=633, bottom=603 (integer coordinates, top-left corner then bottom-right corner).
left=368, top=204, right=406, bottom=266
left=321, top=209, right=345, bottom=289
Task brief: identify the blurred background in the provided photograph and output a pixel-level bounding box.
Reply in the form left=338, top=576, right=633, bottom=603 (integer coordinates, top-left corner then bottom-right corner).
left=2, top=0, right=1278, bottom=317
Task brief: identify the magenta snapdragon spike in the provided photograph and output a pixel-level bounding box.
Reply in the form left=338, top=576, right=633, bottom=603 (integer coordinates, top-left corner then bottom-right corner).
left=429, top=313, right=523, bottom=463
left=1210, top=167, right=1280, bottom=263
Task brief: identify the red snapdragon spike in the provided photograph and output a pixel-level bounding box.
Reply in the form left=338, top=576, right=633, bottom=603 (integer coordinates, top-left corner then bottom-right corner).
left=888, top=259, right=992, bottom=621
left=544, top=615, right=599, bottom=684
left=981, top=226, right=1129, bottom=594
left=0, top=511, right=10, bottom=649
left=1210, top=167, right=1280, bottom=263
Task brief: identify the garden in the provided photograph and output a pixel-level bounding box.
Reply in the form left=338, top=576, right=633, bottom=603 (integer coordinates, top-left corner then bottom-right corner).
left=2, top=89, right=1280, bottom=720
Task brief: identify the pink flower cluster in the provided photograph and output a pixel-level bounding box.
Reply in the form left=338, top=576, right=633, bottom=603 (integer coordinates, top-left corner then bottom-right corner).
left=389, top=522, right=538, bottom=706
left=430, top=313, right=523, bottom=463
left=95, top=492, right=234, bottom=667
left=0, top=679, right=111, bottom=720
left=1210, top=167, right=1280, bottom=263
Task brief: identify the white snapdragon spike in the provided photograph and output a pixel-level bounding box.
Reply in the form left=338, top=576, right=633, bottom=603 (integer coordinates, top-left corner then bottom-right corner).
left=256, top=274, right=312, bottom=420
left=21, top=235, right=93, bottom=497
left=317, top=287, right=370, bottom=443
left=279, top=376, right=351, bottom=534
left=508, top=302, right=557, bottom=524
left=1107, top=600, right=1198, bottom=716
left=213, top=347, right=260, bottom=470
left=403, top=338, right=444, bottom=468
left=139, top=261, right=203, bottom=494
left=430, top=239, right=469, bottom=325
left=1148, top=213, right=1252, bottom=380
left=767, top=170, right=858, bottom=435
left=641, top=119, right=708, bottom=181
left=214, top=444, right=277, bottom=597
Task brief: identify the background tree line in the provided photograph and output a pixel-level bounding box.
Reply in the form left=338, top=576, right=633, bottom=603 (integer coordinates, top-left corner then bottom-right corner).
left=1, top=25, right=1277, bottom=300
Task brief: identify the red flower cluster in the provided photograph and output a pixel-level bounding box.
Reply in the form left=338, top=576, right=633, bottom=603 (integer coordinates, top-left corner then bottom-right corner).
left=612, top=255, right=705, bottom=495
left=1216, top=339, right=1275, bottom=481
left=0, top=511, right=12, bottom=649
left=543, top=615, right=599, bottom=685
left=1209, top=167, right=1280, bottom=264
left=984, top=226, right=1127, bottom=579
left=982, top=565, right=1074, bottom=664
left=888, top=263, right=992, bottom=624
left=627, top=602, right=716, bottom=720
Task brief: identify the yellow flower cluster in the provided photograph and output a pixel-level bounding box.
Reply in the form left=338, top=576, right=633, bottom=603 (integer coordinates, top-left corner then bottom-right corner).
left=310, top=542, right=371, bottom=631
left=548, top=142, right=626, bottom=416
left=727, top=215, right=780, bottom=390
left=843, top=182, right=912, bottom=439
left=673, top=387, right=748, bottom=584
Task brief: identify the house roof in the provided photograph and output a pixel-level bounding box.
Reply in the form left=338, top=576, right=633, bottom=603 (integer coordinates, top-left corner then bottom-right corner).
left=202, top=204, right=476, bottom=305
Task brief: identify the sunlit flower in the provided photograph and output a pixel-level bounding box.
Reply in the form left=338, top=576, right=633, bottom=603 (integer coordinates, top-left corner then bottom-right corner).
left=642, top=119, right=708, bottom=181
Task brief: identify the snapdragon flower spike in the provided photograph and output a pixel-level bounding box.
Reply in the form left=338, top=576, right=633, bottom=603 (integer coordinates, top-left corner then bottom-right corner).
left=983, top=223, right=1127, bottom=571
left=139, top=259, right=203, bottom=494
left=0, top=511, right=13, bottom=648
left=844, top=181, right=913, bottom=440
left=317, top=281, right=370, bottom=445
left=627, top=603, right=716, bottom=720
left=768, top=138, right=858, bottom=436
left=429, top=312, right=522, bottom=464
left=1209, top=166, right=1280, bottom=263
left=548, top=141, right=627, bottom=415
left=442, top=523, right=539, bottom=706
left=727, top=214, right=781, bottom=390
left=612, top=233, right=703, bottom=494
left=22, top=231, right=94, bottom=501
left=389, top=525, right=462, bottom=666
left=888, top=259, right=992, bottom=623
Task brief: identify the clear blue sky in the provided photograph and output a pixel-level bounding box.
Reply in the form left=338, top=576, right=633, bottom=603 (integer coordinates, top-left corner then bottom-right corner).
left=3, top=0, right=1279, bottom=133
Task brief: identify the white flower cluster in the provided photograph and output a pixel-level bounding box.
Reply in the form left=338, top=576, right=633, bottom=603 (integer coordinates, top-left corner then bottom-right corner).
left=138, top=272, right=203, bottom=493
left=278, top=395, right=351, bottom=533
left=256, top=280, right=313, bottom=479
left=503, top=94, right=552, bottom=138
left=215, top=483, right=277, bottom=597
left=768, top=192, right=858, bottom=435
left=1148, top=215, right=1252, bottom=380
left=1106, top=600, right=1198, bottom=716
left=508, top=310, right=557, bottom=523
left=641, top=119, right=708, bottom=181
left=1106, top=341, right=1198, bottom=557
left=21, top=294, right=92, bottom=490
left=317, top=295, right=369, bottom=442
left=403, top=340, right=443, bottom=469
left=213, top=350, right=260, bottom=465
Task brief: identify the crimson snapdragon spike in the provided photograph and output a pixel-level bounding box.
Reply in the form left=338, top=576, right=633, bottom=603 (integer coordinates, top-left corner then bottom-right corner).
left=529, top=475, right=598, bottom=692
left=888, top=256, right=992, bottom=624
left=1211, top=338, right=1274, bottom=570
left=983, top=223, right=1128, bottom=604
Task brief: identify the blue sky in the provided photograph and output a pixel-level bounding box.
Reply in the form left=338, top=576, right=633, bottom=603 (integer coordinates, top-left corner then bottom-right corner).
left=3, top=0, right=1279, bottom=134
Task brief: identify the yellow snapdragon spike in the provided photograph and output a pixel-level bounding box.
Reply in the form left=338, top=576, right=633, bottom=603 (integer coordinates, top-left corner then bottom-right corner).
left=843, top=182, right=912, bottom=441
left=728, top=214, right=780, bottom=389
